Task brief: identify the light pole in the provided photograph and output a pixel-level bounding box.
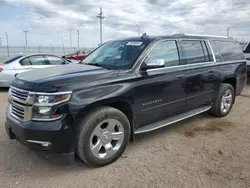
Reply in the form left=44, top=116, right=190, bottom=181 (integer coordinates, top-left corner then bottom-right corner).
left=69, top=29, right=72, bottom=47
left=226, top=26, right=231, bottom=38
left=77, top=30, right=79, bottom=47
left=97, top=7, right=105, bottom=45
left=134, top=22, right=140, bottom=36
left=5, top=32, right=9, bottom=56
left=62, top=34, right=65, bottom=54
left=23, top=30, right=28, bottom=46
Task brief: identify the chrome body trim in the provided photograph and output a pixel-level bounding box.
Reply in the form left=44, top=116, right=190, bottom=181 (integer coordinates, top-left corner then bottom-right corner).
left=207, top=40, right=216, bottom=62
left=183, top=33, right=228, bottom=38
left=26, top=140, right=52, bottom=146
left=145, top=60, right=245, bottom=73
left=32, top=115, right=63, bottom=122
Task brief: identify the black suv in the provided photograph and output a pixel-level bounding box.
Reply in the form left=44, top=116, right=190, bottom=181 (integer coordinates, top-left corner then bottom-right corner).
left=5, top=33, right=247, bottom=167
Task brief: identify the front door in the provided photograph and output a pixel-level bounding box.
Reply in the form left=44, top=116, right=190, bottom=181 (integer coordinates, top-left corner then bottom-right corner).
left=134, top=40, right=186, bottom=127
left=179, top=40, right=217, bottom=108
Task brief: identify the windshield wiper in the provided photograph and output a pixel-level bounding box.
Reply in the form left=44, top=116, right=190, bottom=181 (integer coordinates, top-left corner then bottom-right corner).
left=87, top=63, right=110, bottom=70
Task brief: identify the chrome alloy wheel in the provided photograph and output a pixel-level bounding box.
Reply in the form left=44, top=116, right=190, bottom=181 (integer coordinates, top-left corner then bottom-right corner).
left=220, top=89, right=233, bottom=113
left=90, top=119, right=124, bottom=160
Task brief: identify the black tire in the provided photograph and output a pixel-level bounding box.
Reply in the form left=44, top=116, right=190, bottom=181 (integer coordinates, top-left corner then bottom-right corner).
left=76, top=106, right=130, bottom=167
left=210, top=83, right=235, bottom=117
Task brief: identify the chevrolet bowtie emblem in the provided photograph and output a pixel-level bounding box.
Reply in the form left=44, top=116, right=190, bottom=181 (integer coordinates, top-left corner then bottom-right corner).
left=8, top=96, right=12, bottom=103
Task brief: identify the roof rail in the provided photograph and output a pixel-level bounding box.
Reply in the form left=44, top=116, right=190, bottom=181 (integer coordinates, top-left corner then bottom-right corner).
left=172, top=33, right=228, bottom=38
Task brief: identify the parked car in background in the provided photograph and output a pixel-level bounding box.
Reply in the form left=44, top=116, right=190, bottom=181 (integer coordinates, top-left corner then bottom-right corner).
left=242, top=42, right=250, bottom=75
left=5, top=33, right=246, bottom=167
left=62, top=50, right=89, bottom=61
left=0, top=54, right=72, bottom=87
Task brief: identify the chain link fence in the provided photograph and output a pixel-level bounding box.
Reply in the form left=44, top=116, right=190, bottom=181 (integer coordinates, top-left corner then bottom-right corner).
left=0, top=45, right=95, bottom=60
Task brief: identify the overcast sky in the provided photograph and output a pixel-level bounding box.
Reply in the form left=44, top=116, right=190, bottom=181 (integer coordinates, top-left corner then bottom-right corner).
left=0, top=0, right=249, bottom=47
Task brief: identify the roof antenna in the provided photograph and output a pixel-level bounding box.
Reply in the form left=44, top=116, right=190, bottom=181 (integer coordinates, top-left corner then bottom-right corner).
left=141, top=33, right=148, bottom=39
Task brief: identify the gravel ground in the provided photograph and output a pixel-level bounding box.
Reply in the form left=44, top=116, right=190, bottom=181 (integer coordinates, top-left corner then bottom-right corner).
left=0, top=83, right=250, bottom=188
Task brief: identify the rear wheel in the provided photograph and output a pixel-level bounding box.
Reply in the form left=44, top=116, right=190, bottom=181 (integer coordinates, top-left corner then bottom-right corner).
left=210, top=83, right=234, bottom=117
left=76, top=107, right=130, bottom=167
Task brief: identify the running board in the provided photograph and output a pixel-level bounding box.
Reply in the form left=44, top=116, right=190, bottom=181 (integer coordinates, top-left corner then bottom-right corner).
left=134, top=106, right=212, bottom=134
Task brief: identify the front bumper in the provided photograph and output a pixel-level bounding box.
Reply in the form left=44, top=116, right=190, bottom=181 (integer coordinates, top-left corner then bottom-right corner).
left=5, top=105, right=75, bottom=165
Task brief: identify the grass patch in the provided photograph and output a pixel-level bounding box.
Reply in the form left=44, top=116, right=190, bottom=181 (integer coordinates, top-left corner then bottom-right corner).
left=183, top=119, right=233, bottom=137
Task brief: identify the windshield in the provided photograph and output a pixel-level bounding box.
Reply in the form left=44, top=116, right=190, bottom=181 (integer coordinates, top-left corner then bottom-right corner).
left=82, top=40, right=148, bottom=70
left=0, top=55, right=23, bottom=64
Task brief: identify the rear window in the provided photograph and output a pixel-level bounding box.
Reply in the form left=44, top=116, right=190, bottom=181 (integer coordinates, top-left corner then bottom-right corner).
left=213, top=40, right=245, bottom=61
left=0, top=55, right=23, bottom=64
left=209, top=41, right=223, bottom=62
left=180, top=40, right=206, bottom=64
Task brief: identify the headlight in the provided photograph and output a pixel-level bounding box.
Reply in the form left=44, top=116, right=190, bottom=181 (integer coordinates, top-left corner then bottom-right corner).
left=32, top=91, right=72, bottom=121
left=35, top=93, right=71, bottom=106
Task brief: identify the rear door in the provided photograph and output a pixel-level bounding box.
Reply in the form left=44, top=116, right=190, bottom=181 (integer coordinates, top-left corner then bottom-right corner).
left=179, top=39, right=217, bottom=108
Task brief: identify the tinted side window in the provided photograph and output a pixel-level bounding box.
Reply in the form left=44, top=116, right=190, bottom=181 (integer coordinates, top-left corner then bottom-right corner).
left=46, top=56, right=64, bottom=65
left=209, top=41, right=223, bottom=62
left=21, top=58, right=31, bottom=65
left=28, top=56, right=46, bottom=65
left=180, top=40, right=206, bottom=64
left=214, top=40, right=245, bottom=61
left=146, top=40, right=179, bottom=67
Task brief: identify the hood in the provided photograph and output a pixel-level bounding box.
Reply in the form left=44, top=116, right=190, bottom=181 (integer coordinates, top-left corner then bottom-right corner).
left=11, top=64, right=119, bottom=92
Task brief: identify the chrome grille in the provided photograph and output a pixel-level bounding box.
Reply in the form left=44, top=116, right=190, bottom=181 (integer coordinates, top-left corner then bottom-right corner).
left=11, top=87, right=29, bottom=101
left=9, top=86, right=33, bottom=121
left=11, top=101, right=25, bottom=120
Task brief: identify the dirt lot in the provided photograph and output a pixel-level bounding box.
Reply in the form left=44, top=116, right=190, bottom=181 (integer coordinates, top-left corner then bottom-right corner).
left=0, top=83, right=250, bottom=188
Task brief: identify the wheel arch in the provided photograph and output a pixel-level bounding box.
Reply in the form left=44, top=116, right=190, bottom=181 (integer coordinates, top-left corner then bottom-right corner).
left=75, top=97, right=135, bottom=142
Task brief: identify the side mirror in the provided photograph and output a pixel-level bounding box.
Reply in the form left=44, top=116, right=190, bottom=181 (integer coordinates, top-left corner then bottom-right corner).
left=141, top=58, right=165, bottom=70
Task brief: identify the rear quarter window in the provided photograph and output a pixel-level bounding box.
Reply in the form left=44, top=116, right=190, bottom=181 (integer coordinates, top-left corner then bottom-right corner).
left=213, top=40, right=245, bottom=61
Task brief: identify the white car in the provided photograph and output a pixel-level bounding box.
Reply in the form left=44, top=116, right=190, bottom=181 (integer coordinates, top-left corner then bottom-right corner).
left=0, top=54, right=71, bottom=87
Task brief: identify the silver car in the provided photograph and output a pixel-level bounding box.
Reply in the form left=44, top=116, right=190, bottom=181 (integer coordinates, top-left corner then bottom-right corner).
left=0, top=54, right=71, bottom=87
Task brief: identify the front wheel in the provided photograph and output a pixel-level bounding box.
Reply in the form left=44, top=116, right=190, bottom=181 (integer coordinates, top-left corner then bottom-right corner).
left=210, top=83, right=235, bottom=117
left=76, top=107, right=130, bottom=167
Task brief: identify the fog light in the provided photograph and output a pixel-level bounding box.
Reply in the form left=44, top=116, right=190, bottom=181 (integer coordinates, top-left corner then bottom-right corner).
left=42, top=142, right=50, bottom=147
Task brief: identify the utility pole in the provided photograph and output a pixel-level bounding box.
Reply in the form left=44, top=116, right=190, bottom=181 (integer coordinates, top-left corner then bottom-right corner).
left=23, top=30, right=28, bottom=46
left=97, top=7, right=105, bottom=45
left=134, top=22, right=140, bottom=36
left=77, top=30, right=79, bottom=47
left=69, top=29, right=72, bottom=47
left=5, top=32, right=9, bottom=56
left=226, top=26, right=231, bottom=38
left=0, top=37, right=2, bottom=46
left=62, top=34, right=65, bottom=54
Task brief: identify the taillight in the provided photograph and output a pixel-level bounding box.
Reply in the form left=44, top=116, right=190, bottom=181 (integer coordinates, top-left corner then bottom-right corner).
left=0, top=68, right=3, bottom=72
